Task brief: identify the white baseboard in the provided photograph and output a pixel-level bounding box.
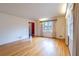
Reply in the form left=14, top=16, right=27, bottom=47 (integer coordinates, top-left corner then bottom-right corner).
left=0, top=37, right=30, bottom=45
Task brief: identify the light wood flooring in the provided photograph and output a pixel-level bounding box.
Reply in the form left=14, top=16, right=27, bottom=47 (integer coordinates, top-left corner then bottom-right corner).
left=0, top=37, right=70, bottom=56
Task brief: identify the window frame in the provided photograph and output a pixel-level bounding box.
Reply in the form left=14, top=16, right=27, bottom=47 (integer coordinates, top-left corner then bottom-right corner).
left=42, top=21, right=53, bottom=32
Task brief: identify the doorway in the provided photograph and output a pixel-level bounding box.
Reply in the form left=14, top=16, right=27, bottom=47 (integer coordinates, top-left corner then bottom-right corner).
left=29, top=22, right=35, bottom=38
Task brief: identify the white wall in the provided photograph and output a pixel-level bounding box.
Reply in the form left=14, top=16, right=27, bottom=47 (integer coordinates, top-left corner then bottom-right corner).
left=0, top=13, right=29, bottom=45
left=55, top=16, right=66, bottom=39
left=35, top=20, right=42, bottom=36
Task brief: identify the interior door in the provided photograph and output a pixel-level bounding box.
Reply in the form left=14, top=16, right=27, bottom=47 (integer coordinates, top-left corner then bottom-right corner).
left=29, top=22, right=35, bottom=37
left=31, top=22, right=35, bottom=36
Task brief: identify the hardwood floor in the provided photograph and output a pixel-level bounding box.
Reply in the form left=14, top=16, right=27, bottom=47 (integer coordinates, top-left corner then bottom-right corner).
left=0, top=37, right=70, bottom=56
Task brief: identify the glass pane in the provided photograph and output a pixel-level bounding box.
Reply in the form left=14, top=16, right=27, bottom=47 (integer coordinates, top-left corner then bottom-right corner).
left=44, top=22, right=48, bottom=26
left=49, top=22, right=52, bottom=26
left=42, top=21, right=53, bottom=32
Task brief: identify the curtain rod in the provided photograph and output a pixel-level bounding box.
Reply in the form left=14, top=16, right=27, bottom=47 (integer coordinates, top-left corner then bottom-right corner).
left=40, top=19, right=57, bottom=22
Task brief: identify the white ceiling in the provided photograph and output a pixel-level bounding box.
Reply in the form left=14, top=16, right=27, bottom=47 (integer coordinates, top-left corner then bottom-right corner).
left=0, top=3, right=67, bottom=19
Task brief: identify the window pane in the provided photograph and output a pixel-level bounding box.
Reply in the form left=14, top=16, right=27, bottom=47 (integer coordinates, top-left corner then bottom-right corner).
left=42, top=21, right=53, bottom=32
left=44, top=22, right=46, bottom=25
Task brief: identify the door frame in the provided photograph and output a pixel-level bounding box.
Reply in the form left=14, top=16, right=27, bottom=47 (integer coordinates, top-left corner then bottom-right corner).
left=28, top=22, right=35, bottom=37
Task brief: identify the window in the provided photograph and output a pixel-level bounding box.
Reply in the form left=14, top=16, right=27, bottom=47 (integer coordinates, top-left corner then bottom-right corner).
left=68, top=10, right=73, bottom=40
left=42, top=21, right=53, bottom=32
